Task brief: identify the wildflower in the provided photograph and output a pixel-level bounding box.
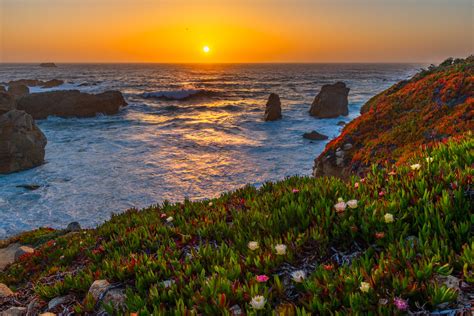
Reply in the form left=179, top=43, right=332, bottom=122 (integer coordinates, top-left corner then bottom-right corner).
left=375, top=232, right=385, bottom=239
left=384, top=213, right=394, bottom=223
left=248, top=241, right=259, bottom=251
left=256, top=275, right=269, bottom=282
left=360, top=178, right=366, bottom=183
left=359, top=282, right=371, bottom=293
left=208, top=201, right=213, bottom=206
left=275, top=244, right=287, bottom=255
left=388, top=170, right=397, bottom=176
left=334, top=201, right=347, bottom=213
left=425, top=157, right=433, bottom=163
left=291, top=270, right=306, bottom=283
left=347, top=199, right=358, bottom=209
left=250, top=295, right=266, bottom=310
left=166, top=216, right=174, bottom=222
left=379, top=191, right=385, bottom=197
left=160, top=213, right=167, bottom=218
left=337, top=197, right=344, bottom=203
left=410, top=163, right=421, bottom=170
left=292, top=188, right=299, bottom=193
left=354, top=182, right=359, bottom=189
left=393, top=297, right=409, bottom=311
left=323, top=264, right=334, bottom=271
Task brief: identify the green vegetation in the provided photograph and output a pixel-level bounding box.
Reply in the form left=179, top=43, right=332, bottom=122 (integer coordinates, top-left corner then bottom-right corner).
left=1, top=134, right=472, bottom=315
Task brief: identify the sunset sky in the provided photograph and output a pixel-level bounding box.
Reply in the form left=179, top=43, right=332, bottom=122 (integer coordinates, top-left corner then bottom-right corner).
left=1, top=0, right=472, bottom=63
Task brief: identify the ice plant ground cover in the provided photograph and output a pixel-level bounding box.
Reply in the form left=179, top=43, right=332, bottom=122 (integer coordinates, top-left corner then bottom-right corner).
left=0, top=134, right=472, bottom=314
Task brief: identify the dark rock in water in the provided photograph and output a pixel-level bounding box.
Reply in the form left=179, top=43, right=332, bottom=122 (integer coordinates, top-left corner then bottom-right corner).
left=8, top=79, right=64, bottom=89
left=8, top=84, right=29, bottom=99
left=0, top=86, right=5, bottom=93
left=264, top=93, right=282, bottom=121
left=40, top=63, right=57, bottom=68
left=41, top=79, right=64, bottom=88
left=66, top=221, right=81, bottom=232
left=303, top=131, right=329, bottom=141
left=0, top=92, right=16, bottom=115
left=17, top=90, right=127, bottom=119
left=337, top=121, right=346, bottom=126
left=309, top=82, right=349, bottom=118
left=16, top=184, right=41, bottom=191
left=0, top=110, right=47, bottom=174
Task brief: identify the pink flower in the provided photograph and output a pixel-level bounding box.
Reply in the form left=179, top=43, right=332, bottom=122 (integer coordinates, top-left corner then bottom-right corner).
left=256, top=275, right=269, bottom=282
left=360, top=178, right=366, bottom=183
left=292, top=189, right=299, bottom=193
left=378, top=191, right=385, bottom=197
left=393, top=297, right=408, bottom=311
left=354, top=182, right=359, bottom=189
left=388, top=170, right=396, bottom=176
left=160, top=213, right=167, bottom=218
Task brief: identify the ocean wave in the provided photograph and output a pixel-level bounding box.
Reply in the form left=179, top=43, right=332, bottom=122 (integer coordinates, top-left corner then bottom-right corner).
left=141, top=89, right=219, bottom=101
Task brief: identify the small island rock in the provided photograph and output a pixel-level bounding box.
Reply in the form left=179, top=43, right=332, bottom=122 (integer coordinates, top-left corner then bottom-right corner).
left=309, top=82, right=349, bottom=118
left=0, top=110, right=47, bottom=174
left=264, top=93, right=282, bottom=121
left=303, top=131, right=329, bottom=141
left=17, top=90, right=127, bottom=119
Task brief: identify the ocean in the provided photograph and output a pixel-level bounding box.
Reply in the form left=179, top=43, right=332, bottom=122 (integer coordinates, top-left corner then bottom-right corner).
left=0, top=63, right=421, bottom=238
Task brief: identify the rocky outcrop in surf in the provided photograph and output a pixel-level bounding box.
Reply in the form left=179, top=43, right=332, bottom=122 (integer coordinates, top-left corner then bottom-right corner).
left=8, top=79, right=64, bottom=89
left=17, top=90, right=127, bottom=119
left=0, top=93, right=16, bottom=115
left=0, top=110, right=47, bottom=174
left=309, top=82, right=349, bottom=118
left=141, top=89, right=219, bottom=101
left=263, top=93, right=282, bottom=121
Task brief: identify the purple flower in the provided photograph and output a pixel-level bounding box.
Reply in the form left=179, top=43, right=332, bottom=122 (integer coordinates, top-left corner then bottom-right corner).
left=393, top=297, right=408, bottom=311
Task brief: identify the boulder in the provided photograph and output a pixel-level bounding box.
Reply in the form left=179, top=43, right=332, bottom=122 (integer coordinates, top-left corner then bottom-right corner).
left=0, top=110, right=47, bottom=174
left=0, top=92, right=16, bottom=115
left=263, top=93, right=282, bottom=121
left=41, top=79, right=64, bottom=88
left=309, top=82, right=349, bottom=118
left=8, top=79, right=64, bottom=89
left=303, top=131, right=328, bottom=141
left=102, top=288, right=126, bottom=310
left=47, top=295, right=74, bottom=311
left=0, top=243, right=22, bottom=270
left=39, top=63, right=57, bottom=68
left=8, top=85, right=29, bottom=99
left=14, top=246, right=35, bottom=260
left=0, top=283, right=14, bottom=297
left=88, top=279, right=110, bottom=301
left=0, top=86, right=6, bottom=93
left=17, top=90, right=127, bottom=119
left=66, top=222, right=81, bottom=232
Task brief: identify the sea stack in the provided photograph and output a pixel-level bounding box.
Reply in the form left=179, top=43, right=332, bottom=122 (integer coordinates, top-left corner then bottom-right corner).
left=0, top=110, right=47, bottom=174
left=309, top=82, right=349, bottom=118
left=264, top=93, right=282, bottom=121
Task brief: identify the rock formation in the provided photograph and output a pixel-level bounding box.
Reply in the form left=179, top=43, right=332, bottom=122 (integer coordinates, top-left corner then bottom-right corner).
left=302, top=131, right=328, bottom=141
left=39, top=63, right=57, bottom=68
left=17, top=90, right=127, bottom=119
left=0, top=93, right=15, bottom=115
left=263, top=93, right=282, bottom=121
left=0, top=110, right=47, bottom=174
left=7, top=84, right=29, bottom=99
left=8, top=79, right=64, bottom=89
left=309, top=82, right=349, bottom=118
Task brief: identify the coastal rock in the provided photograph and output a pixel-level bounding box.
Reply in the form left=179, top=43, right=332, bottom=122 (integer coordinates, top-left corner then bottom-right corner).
left=17, top=90, right=127, bottom=119
left=0, top=283, right=14, bottom=297
left=309, top=82, right=349, bottom=118
left=263, top=93, right=282, bottom=121
left=0, top=307, right=27, bottom=316
left=14, top=246, right=35, bottom=260
left=88, top=280, right=110, bottom=301
left=8, top=79, right=64, bottom=89
left=41, top=79, right=64, bottom=88
left=66, top=222, right=81, bottom=232
left=102, top=288, right=126, bottom=310
left=303, top=131, right=328, bottom=141
left=0, top=86, right=6, bottom=93
left=337, top=121, right=346, bottom=126
left=39, top=63, right=57, bottom=68
left=8, top=85, right=29, bottom=99
left=47, top=295, right=74, bottom=311
left=26, top=298, right=41, bottom=316
left=0, top=92, right=16, bottom=115
left=0, top=244, right=22, bottom=270
left=0, top=110, right=47, bottom=174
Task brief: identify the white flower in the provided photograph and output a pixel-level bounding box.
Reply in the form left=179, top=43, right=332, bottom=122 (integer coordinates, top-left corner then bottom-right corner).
left=166, top=216, right=174, bottom=222
left=334, top=201, right=347, bottom=213
left=248, top=241, right=259, bottom=251
left=291, top=270, right=306, bottom=283
left=410, top=163, right=421, bottom=170
left=426, top=157, right=434, bottom=163
left=250, top=295, right=266, bottom=310
left=275, top=244, right=287, bottom=255
left=347, top=200, right=358, bottom=209
left=208, top=201, right=213, bottom=206
left=360, top=281, right=371, bottom=293
left=384, top=213, right=394, bottom=223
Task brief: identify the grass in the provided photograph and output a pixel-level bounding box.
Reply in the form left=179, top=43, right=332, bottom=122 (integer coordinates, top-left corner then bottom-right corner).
left=1, top=133, right=472, bottom=315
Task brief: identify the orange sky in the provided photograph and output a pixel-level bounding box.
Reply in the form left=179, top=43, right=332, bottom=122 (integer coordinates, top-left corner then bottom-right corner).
left=0, top=0, right=472, bottom=63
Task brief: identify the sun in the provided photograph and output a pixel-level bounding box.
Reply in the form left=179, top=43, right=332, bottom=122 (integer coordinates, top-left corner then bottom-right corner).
left=203, top=46, right=210, bottom=53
